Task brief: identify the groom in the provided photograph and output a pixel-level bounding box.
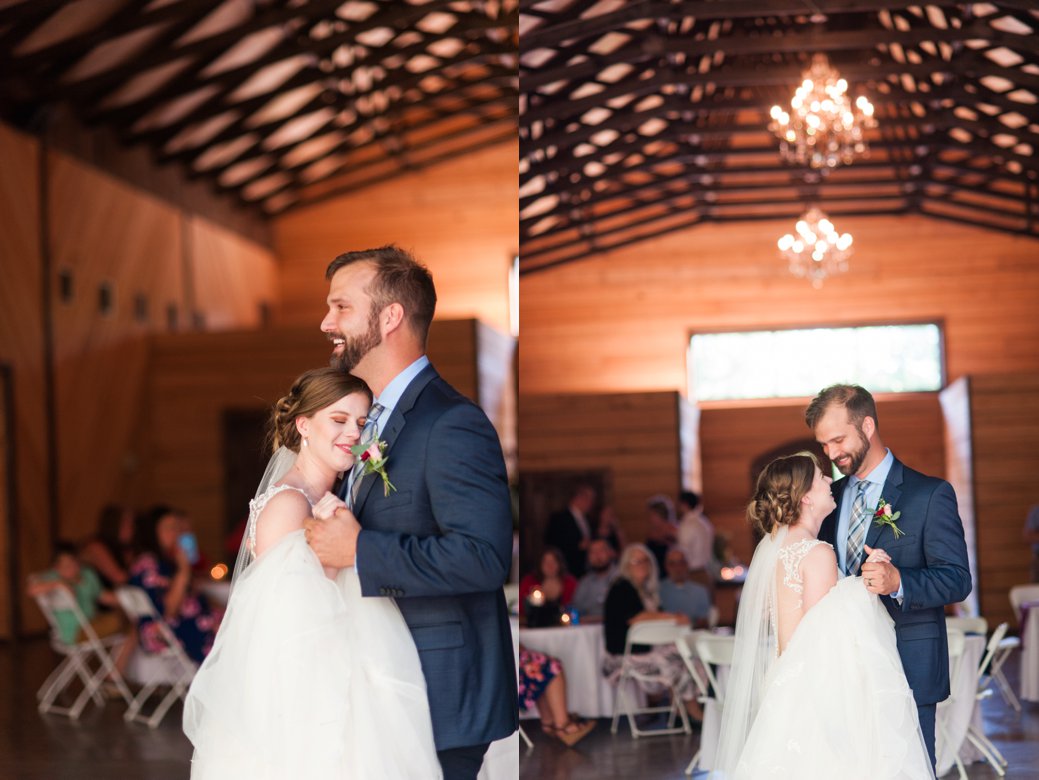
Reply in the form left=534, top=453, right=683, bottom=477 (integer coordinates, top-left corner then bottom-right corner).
left=806, top=384, right=972, bottom=769
left=306, top=245, right=517, bottom=779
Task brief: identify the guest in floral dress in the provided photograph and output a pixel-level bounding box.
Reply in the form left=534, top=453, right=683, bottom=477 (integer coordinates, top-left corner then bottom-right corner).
left=129, top=505, right=219, bottom=663
left=519, top=646, right=595, bottom=746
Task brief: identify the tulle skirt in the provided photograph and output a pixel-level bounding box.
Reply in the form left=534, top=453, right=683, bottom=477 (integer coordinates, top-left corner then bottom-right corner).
left=731, top=577, right=934, bottom=780
left=183, top=530, right=441, bottom=779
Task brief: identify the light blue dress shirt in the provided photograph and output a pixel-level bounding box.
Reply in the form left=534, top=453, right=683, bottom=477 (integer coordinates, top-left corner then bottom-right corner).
left=349, top=355, right=430, bottom=574
left=836, top=448, right=903, bottom=599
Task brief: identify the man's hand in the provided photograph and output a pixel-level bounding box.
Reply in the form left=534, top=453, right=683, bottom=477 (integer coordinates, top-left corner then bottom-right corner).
left=305, top=507, right=360, bottom=568
left=861, top=544, right=900, bottom=595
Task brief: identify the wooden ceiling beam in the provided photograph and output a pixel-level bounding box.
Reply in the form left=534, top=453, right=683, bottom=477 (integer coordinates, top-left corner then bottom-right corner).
left=214, top=87, right=512, bottom=194
left=58, top=0, right=347, bottom=103
left=521, top=0, right=975, bottom=52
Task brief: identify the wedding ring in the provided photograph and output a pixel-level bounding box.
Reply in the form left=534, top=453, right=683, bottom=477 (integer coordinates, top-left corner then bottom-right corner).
left=866, top=578, right=872, bottom=587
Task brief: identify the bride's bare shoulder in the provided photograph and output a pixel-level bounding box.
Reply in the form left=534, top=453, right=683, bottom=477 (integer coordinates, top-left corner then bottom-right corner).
left=801, top=542, right=837, bottom=581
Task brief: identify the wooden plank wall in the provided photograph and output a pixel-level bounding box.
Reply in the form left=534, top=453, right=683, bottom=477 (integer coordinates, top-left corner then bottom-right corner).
left=518, top=392, right=688, bottom=567
left=969, top=374, right=1039, bottom=627
left=144, top=320, right=512, bottom=564
left=271, top=141, right=518, bottom=334
left=0, top=125, right=48, bottom=636
left=46, top=153, right=278, bottom=550
left=0, top=121, right=278, bottom=634
left=519, top=215, right=1039, bottom=395
left=0, top=367, right=13, bottom=639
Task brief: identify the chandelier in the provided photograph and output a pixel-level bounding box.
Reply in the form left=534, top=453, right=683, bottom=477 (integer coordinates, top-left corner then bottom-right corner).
left=768, top=54, right=877, bottom=168
left=778, top=207, right=853, bottom=288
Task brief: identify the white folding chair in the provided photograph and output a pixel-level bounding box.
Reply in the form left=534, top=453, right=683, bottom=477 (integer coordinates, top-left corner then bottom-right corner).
left=676, top=631, right=711, bottom=775
left=963, top=622, right=1010, bottom=776
left=115, top=586, right=197, bottom=728
left=946, top=616, right=987, bottom=636
left=32, top=585, right=132, bottom=719
left=1003, top=584, right=1039, bottom=711
left=609, top=619, right=692, bottom=738
left=936, top=628, right=968, bottom=780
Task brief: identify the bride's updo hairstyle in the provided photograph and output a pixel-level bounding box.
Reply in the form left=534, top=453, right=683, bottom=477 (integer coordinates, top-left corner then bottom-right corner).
left=747, top=451, right=820, bottom=535
left=268, top=368, right=370, bottom=453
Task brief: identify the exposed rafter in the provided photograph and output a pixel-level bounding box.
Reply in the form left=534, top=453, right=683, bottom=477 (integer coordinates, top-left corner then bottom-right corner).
left=0, top=0, right=519, bottom=216
left=520, top=0, right=1039, bottom=273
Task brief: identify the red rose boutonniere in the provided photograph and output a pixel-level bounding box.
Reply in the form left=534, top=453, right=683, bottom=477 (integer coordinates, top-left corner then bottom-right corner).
left=350, top=439, right=397, bottom=497
left=872, top=498, right=904, bottom=538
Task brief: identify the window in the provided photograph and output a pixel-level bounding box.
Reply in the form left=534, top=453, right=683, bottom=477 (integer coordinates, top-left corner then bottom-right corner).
left=688, top=323, right=943, bottom=401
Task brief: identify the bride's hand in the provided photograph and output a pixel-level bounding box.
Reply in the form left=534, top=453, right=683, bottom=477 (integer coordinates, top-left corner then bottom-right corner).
left=863, top=544, right=891, bottom=564
left=312, top=492, right=348, bottom=523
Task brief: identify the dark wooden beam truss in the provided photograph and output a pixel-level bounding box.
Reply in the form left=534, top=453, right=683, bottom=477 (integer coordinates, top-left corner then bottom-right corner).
left=0, top=0, right=519, bottom=215
left=520, top=0, right=1039, bottom=273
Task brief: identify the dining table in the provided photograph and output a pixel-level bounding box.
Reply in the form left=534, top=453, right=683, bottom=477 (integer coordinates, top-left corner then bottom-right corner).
left=519, top=622, right=619, bottom=719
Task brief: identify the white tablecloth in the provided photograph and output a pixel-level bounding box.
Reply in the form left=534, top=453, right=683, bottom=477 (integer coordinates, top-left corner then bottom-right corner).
left=937, top=634, right=985, bottom=776
left=1021, top=604, right=1039, bottom=702
left=520, top=623, right=618, bottom=718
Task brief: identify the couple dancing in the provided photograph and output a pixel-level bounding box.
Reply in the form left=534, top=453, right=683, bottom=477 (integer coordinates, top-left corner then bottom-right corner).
left=714, top=384, right=972, bottom=779
left=183, top=247, right=517, bottom=779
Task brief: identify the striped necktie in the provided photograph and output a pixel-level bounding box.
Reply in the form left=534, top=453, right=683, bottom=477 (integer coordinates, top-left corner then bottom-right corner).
left=349, top=402, right=384, bottom=507
left=845, top=480, right=871, bottom=576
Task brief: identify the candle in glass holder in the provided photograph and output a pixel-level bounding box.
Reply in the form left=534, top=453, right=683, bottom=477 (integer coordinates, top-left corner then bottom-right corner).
left=528, top=587, right=545, bottom=607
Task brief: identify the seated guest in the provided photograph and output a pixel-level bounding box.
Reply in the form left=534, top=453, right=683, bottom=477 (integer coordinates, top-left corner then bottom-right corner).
left=28, top=541, right=136, bottom=679
left=602, top=543, right=702, bottom=721
left=572, top=538, right=617, bottom=621
left=645, top=495, right=677, bottom=574
left=519, top=646, right=596, bottom=747
left=544, top=484, right=597, bottom=577
left=79, top=503, right=135, bottom=589
left=129, top=504, right=219, bottom=663
left=660, top=546, right=712, bottom=628
left=519, top=547, right=577, bottom=620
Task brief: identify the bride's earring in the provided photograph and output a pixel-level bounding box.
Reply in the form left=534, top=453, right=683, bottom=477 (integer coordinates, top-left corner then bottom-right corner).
left=303, top=436, right=309, bottom=448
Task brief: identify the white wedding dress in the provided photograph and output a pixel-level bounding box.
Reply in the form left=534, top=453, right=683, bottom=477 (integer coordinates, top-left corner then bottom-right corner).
left=714, top=531, right=934, bottom=780
left=183, top=485, right=441, bottom=779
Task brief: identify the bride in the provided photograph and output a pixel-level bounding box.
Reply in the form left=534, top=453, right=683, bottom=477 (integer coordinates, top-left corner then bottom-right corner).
left=183, top=368, right=440, bottom=779
left=713, top=452, right=934, bottom=780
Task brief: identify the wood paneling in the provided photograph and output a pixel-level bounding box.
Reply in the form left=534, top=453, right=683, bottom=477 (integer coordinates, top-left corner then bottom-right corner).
left=0, top=367, right=13, bottom=639
left=271, top=141, right=518, bottom=334
left=0, top=124, right=47, bottom=634
left=518, top=391, right=691, bottom=564
left=189, top=217, right=277, bottom=330
left=0, top=122, right=278, bottom=635
left=48, top=152, right=184, bottom=553
left=968, top=374, right=1039, bottom=627
left=145, top=321, right=512, bottom=564
left=519, top=215, right=1039, bottom=395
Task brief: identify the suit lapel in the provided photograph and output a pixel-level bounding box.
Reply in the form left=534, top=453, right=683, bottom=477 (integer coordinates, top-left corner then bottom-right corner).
left=865, top=458, right=904, bottom=549
left=353, top=364, right=439, bottom=517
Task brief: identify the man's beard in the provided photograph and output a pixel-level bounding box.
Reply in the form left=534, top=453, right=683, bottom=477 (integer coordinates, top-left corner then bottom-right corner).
left=834, top=426, right=870, bottom=476
left=590, top=562, right=613, bottom=574
left=330, top=308, right=382, bottom=372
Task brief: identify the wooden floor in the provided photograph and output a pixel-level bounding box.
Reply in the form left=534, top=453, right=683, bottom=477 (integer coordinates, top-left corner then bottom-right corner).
left=2, top=636, right=1036, bottom=779
left=520, top=662, right=1039, bottom=780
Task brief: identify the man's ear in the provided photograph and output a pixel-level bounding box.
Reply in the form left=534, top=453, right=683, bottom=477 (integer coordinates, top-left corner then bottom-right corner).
left=861, top=415, right=877, bottom=440
left=382, top=302, right=406, bottom=335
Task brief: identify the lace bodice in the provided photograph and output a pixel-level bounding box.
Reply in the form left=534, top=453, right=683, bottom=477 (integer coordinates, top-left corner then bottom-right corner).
left=772, top=537, right=831, bottom=656
left=245, top=484, right=311, bottom=560
left=777, top=538, right=828, bottom=609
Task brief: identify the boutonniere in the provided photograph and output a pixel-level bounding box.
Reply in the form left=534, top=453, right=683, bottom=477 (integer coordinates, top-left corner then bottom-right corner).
left=350, top=439, right=397, bottom=496
left=872, top=498, right=904, bottom=538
